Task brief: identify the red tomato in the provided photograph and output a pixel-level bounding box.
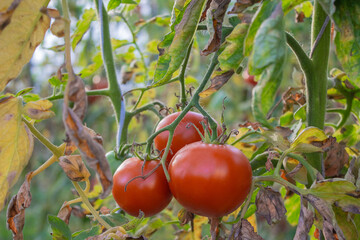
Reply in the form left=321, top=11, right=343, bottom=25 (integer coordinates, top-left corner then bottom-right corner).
left=154, top=111, right=221, bottom=164
left=112, top=158, right=172, bottom=217
left=168, top=142, right=252, bottom=217
left=242, top=69, right=257, bottom=87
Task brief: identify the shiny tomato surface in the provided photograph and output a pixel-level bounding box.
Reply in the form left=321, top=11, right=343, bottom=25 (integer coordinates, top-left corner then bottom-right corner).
left=112, top=158, right=172, bottom=217
left=168, top=142, right=252, bottom=217
left=154, top=111, right=221, bottom=163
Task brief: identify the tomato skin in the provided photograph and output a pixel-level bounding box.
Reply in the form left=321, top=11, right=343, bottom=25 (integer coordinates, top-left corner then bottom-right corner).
left=154, top=111, right=221, bottom=164
left=168, top=142, right=252, bottom=217
left=112, top=158, right=172, bottom=217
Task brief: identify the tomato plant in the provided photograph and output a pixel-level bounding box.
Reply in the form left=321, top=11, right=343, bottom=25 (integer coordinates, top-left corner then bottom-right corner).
left=168, top=142, right=252, bottom=217
left=112, top=158, right=172, bottom=217
left=154, top=111, right=221, bottom=163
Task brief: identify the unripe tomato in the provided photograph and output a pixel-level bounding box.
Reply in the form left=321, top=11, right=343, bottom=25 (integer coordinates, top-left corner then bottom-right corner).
left=168, top=142, right=252, bottom=217
left=112, top=158, right=172, bottom=217
left=242, top=69, right=257, bottom=87
left=154, top=111, right=221, bottom=164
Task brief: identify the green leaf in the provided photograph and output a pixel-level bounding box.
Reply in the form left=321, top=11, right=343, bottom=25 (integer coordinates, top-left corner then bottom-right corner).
left=295, top=1, right=313, bottom=18
left=282, top=0, right=307, bottom=15
left=310, top=179, right=360, bottom=214
left=153, top=0, right=207, bottom=86
left=284, top=191, right=301, bottom=226
left=218, top=23, right=249, bottom=72
left=250, top=3, right=286, bottom=128
left=72, top=226, right=101, bottom=240
left=244, top=0, right=279, bottom=57
left=100, top=210, right=129, bottom=227
left=146, top=40, right=161, bottom=54
left=333, top=206, right=360, bottom=240
left=71, top=9, right=97, bottom=51
left=48, top=215, right=72, bottom=240
left=108, top=0, right=138, bottom=11
left=333, top=124, right=360, bottom=147
left=15, top=87, right=33, bottom=97
left=333, top=1, right=360, bottom=88
left=280, top=111, right=293, bottom=126
left=80, top=52, right=103, bottom=78
left=48, top=76, right=63, bottom=88
left=290, top=127, right=327, bottom=153
left=22, top=93, right=40, bottom=103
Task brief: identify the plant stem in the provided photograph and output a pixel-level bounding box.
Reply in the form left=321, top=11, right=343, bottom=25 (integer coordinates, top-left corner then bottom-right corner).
left=179, top=41, right=193, bottom=109
left=237, top=180, right=255, bottom=220
left=94, top=0, right=123, bottom=125
left=254, top=175, right=307, bottom=195
left=274, top=149, right=290, bottom=176
left=22, top=118, right=64, bottom=157
left=73, top=181, right=112, bottom=229
left=30, top=143, right=66, bottom=180
left=230, top=131, right=262, bottom=146
left=46, top=89, right=110, bottom=101
left=305, top=0, right=331, bottom=173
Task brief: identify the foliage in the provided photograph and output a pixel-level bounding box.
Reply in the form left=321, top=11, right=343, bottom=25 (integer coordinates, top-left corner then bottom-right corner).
left=0, top=0, right=360, bottom=239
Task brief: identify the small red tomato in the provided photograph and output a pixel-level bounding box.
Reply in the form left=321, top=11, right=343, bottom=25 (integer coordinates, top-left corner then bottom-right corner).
left=112, top=158, right=172, bottom=217
left=242, top=69, right=257, bottom=87
left=168, top=142, right=252, bottom=217
left=154, top=111, right=221, bottom=164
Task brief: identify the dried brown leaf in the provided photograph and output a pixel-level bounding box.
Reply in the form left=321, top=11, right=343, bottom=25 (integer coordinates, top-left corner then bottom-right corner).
left=228, top=0, right=260, bottom=14
left=63, top=107, right=112, bottom=198
left=40, top=7, right=60, bottom=19
left=255, top=187, right=286, bottom=225
left=57, top=203, right=72, bottom=224
left=266, top=151, right=278, bottom=171
left=6, top=173, right=32, bottom=240
left=294, top=198, right=314, bottom=240
left=68, top=75, right=88, bottom=120
left=59, top=155, right=90, bottom=182
left=201, top=0, right=231, bottom=56
left=50, top=18, right=65, bottom=37
left=200, top=0, right=212, bottom=22
left=199, top=70, right=234, bottom=98
left=23, top=99, right=55, bottom=120
left=344, top=157, right=359, bottom=186
left=177, top=208, right=194, bottom=226
left=238, top=121, right=261, bottom=130
left=0, top=0, right=21, bottom=32
left=295, top=11, right=305, bottom=23
left=233, top=219, right=263, bottom=240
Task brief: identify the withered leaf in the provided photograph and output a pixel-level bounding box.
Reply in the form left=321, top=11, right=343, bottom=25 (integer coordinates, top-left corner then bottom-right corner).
left=255, top=187, right=286, bottom=225
left=50, top=18, right=65, bottom=38
left=295, top=11, right=305, bottom=23
left=6, top=173, right=32, bottom=240
left=200, top=0, right=212, bottom=21
left=63, top=107, right=112, bottom=198
left=0, top=0, right=21, bottom=31
left=266, top=151, right=278, bottom=171
left=238, top=121, right=261, bottom=130
left=303, top=194, right=345, bottom=240
left=233, top=219, right=263, bottom=240
left=344, top=157, right=359, bottom=187
left=293, top=198, right=314, bottom=240
left=59, top=155, right=90, bottom=182
left=68, top=75, right=88, bottom=121
left=228, top=0, right=261, bottom=14
left=177, top=208, right=194, bottom=226
left=199, top=70, right=234, bottom=98
left=23, top=99, right=55, bottom=120
left=201, top=0, right=231, bottom=56
left=57, top=202, right=72, bottom=224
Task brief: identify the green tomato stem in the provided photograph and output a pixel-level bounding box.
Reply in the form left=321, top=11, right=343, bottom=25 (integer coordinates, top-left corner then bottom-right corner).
left=179, top=41, right=193, bottom=109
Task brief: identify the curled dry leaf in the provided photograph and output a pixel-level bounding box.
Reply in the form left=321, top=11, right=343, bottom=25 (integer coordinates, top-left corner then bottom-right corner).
left=238, top=121, right=261, bottom=130
left=23, top=99, right=55, bottom=120
left=293, top=198, right=314, bottom=240
left=57, top=202, right=72, bottom=224
left=0, top=0, right=50, bottom=91
left=344, top=157, right=360, bottom=187
left=177, top=208, right=194, bottom=226
left=68, top=75, right=88, bottom=121
left=50, top=18, right=65, bottom=38
left=63, top=107, right=112, bottom=198
left=255, top=187, right=287, bottom=225
left=265, top=150, right=278, bottom=171
left=59, top=155, right=91, bottom=182
left=233, top=219, right=263, bottom=240
left=6, top=173, right=32, bottom=240
left=0, top=96, right=34, bottom=211
left=228, top=0, right=261, bottom=14
left=199, top=70, right=234, bottom=97
left=201, top=0, right=231, bottom=56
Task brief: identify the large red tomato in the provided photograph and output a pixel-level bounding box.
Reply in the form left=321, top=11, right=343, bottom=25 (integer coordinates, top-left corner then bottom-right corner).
left=154, top=111, right=221, bottom=163
left=168, top=142, right=252, bottom=217
left=112, top=158, right=172, bottom=217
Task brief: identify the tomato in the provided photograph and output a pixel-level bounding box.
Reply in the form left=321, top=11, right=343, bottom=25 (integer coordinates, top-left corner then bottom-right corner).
left=168, top=142, right=252, bottom=217
left=112, top=158, right=172, bottom=217
left=242, top=69, right=257, bottom=87
left=154, top=111, right=221, bottom=164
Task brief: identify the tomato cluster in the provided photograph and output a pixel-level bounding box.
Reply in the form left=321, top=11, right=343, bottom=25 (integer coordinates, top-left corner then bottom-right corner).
left=112, top=111, right=252, bottom=218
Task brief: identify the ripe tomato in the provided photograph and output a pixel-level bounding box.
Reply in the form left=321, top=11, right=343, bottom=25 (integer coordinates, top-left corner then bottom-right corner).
left=242, top=69, right=257, bottom=87
left=168, top=142, right=252, bottom=217
left=112, top=158, right=172, bottom=217
left=154, top=111, right=221, bottom=164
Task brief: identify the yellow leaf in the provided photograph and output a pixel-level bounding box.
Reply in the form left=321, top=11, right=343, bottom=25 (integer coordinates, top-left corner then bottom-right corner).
left=290, top=127, right=327, bottom=152
left=0, top=95, right=34, bottom=211
left=0, top=0, right=50, bottom=92
left=23, top=99, right=55, bottom=120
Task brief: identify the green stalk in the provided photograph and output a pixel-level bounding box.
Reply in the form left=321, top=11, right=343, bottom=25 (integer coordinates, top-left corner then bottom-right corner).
left=306, top=0, right=331, bottom=173
left=94, top=0, right=123, bottom=124
left=179, top=41, right=193, bottom=109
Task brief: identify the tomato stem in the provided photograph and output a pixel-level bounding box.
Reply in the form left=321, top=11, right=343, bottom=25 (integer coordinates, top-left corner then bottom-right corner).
left=254, top=175, right=307, bottom=195
left=179, top=41, right=193, bottom=109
